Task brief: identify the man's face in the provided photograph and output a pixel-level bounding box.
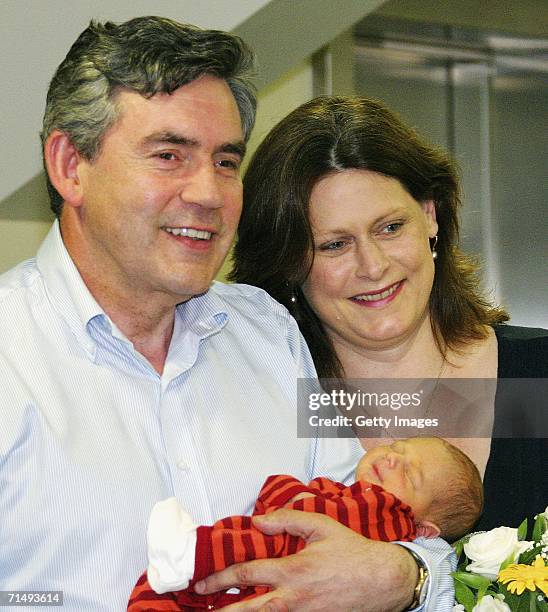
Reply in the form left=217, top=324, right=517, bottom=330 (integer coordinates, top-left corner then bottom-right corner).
left=68, top=75, right=245, bottom=305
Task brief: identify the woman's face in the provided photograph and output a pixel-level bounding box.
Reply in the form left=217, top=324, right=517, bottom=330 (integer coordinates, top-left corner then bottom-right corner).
left=302, top=169, right=438, bottom=353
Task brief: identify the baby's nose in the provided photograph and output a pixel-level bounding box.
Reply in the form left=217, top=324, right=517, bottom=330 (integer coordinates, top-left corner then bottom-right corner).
left=386, top=452, right=399, bottom=468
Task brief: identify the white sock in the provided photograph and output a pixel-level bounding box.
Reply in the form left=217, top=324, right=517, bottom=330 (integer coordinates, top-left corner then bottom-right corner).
left=146, top=497, right=198, bottom=594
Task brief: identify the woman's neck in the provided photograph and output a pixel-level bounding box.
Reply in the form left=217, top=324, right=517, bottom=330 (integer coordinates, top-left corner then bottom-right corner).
left=333, top=321, right=498, bottom=380
left=332, top=317, right=446, bottom=379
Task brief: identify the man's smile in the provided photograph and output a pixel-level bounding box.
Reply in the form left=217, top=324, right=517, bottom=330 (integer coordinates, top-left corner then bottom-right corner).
left=162, top=226, right=213, bottom=240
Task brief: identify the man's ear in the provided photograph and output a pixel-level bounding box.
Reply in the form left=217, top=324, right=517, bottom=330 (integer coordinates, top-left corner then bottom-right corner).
left=44, top=130, right=85, bottom=208
left=421, top=200, right=438, bottom=237
left=415, top=520, right=441, bottom=539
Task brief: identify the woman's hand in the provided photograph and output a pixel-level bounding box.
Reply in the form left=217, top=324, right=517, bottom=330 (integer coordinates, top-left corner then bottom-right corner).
left=194, top=508, right=418, bottom=611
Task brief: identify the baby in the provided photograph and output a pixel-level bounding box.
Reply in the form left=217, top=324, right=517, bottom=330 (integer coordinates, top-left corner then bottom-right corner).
left=128, top=437, right=482, bottom=611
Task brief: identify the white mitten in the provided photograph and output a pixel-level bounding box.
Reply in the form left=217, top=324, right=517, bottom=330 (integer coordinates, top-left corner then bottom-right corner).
left=146, top=497, right=198, bottom=594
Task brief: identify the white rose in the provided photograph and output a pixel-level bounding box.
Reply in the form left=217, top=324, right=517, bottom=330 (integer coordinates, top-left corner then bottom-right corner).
left=464, top=527, right=533, bottom=579
left=452, top=604, right=466, bottom=612
left=472, top=594, right=510, bottom=612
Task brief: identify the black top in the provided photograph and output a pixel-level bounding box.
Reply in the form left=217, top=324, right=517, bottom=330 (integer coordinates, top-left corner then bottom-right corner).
left=476, top=325, right=548, bottom=531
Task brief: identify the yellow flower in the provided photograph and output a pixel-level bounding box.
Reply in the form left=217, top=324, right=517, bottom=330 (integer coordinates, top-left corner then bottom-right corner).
left=498, top=556, right=548, bottom=596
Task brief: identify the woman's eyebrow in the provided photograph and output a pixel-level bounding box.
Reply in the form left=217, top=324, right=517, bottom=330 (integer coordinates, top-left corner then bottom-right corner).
left=313, top=227, right=350, bottom=237
left=373, top=207, right=410, bottom=223
left=312, top=207, right=411, bottom=233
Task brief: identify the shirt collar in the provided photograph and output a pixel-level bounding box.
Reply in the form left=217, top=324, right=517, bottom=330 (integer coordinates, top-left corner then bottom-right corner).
left=36, top=220, right=105, bottom=357
left=176, top=282, right=228, bottom=340
left=36, top=221, right=229, bottom=358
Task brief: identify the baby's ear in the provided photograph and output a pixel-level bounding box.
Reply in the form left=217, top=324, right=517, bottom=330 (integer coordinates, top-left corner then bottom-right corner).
left=415, top=520, right=441, bottom=539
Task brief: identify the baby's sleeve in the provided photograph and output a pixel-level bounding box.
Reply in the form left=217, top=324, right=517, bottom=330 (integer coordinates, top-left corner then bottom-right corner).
left=254, top=475, right=318, bottom=514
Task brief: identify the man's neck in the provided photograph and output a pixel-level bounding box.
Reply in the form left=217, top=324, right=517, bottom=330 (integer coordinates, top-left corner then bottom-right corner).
left=87, top=279, right=177, bottom=375
left=60, top=220, right=179, bottom=375
left=108, top=301, right=176, bottom=375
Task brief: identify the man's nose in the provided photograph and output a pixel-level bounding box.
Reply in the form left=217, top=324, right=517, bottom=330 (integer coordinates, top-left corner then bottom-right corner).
left=179, top=163, right=224, bottom=209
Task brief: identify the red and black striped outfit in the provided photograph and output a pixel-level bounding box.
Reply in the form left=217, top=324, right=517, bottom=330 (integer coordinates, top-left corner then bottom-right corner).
left=128, top=475, right=416, bottom=611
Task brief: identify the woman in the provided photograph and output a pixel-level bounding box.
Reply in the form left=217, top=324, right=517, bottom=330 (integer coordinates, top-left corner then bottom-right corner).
left=231, top=96, right=547, bottom=531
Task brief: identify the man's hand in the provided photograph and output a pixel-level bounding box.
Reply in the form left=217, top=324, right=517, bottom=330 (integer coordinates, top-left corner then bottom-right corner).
left=194, top=509, right=419, bottom=611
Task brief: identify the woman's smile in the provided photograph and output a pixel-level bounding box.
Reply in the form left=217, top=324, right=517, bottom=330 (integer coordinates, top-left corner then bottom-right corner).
left=350, top=280, right=404, bottom=308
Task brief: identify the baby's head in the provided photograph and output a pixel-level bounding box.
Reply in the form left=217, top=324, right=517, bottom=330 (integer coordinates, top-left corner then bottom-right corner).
left=356, top=437, right=483, bottom=542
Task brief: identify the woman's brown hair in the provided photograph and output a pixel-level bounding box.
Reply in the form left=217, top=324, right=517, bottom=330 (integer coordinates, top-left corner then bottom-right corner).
left=230, top=97, right=508, bottom=377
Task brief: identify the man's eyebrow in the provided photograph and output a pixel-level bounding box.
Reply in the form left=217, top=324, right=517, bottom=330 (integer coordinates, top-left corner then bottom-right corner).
left=217, top=141, right=246, bottom=159
left=141, top=131, right=199, bottom=148
left=141, top=132, right=246, bottom=159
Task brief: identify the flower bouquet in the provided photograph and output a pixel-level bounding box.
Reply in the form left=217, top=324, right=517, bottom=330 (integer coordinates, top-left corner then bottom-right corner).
left=451, top=508, right=548, bottom=611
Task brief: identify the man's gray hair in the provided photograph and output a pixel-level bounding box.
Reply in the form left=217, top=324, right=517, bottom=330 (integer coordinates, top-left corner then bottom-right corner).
left=41, top=16, right=257, bottom=217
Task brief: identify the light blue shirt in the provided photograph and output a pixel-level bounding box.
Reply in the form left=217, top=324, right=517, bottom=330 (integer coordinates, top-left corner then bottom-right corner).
left=0, top=222, right=454, bottom=610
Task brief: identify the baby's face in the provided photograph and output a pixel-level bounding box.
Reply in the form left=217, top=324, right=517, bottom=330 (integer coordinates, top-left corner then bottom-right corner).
left=356, top=438, right=453, bottom=520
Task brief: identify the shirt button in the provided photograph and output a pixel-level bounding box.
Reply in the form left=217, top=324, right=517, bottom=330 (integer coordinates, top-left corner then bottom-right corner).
left=176, top=459, right=190, bottom=471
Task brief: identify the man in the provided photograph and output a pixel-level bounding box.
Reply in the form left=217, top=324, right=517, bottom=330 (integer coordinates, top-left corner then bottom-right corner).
left=0, top=16, right=453, bottom=611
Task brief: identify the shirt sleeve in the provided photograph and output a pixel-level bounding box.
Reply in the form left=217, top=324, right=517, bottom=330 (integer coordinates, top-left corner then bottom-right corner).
left=284, top=313, right=365, bottom=485
left=398, top=537, right=457, bottom=612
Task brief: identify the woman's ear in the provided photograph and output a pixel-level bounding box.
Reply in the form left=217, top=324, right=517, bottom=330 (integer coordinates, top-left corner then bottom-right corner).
left=415, top=519, right=441, bottom=539
left=421, top=200, right=438, bottom=237
left=44, top=130, right=85, bottom=209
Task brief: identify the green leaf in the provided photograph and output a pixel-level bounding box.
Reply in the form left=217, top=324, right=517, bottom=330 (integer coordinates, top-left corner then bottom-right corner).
left=454, top=580, right=476, bottom=612
left=453, top=538, right=465, bottom=560
left=477, top=583, right=489, bottom=601
left=500, top=553, right=517, bottom=572
left=499, top=583, right=526, bottom=610
left=452, top=570, right=493, bottom=590
left=518, top=518, right=528, bottom=541
left=532, top=514, right=547, bottom=543
left=514, top=594, right=532, bottom=612
left=536, top=594, right=548, bottom=612
left=529, top=589, right=547, bottom=612
left=519, top=546, right=542, bottom=565
left=501, top=542, right=537, bottom=571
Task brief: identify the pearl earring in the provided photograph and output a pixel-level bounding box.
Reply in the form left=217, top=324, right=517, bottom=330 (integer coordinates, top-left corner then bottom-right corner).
left=430, top=235, right=439, bottom=260
left=286, top=280, right=297, bottom=304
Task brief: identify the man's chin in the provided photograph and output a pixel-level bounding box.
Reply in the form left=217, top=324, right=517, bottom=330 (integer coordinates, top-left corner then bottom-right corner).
left=170, top=280, right=213, bottom=304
